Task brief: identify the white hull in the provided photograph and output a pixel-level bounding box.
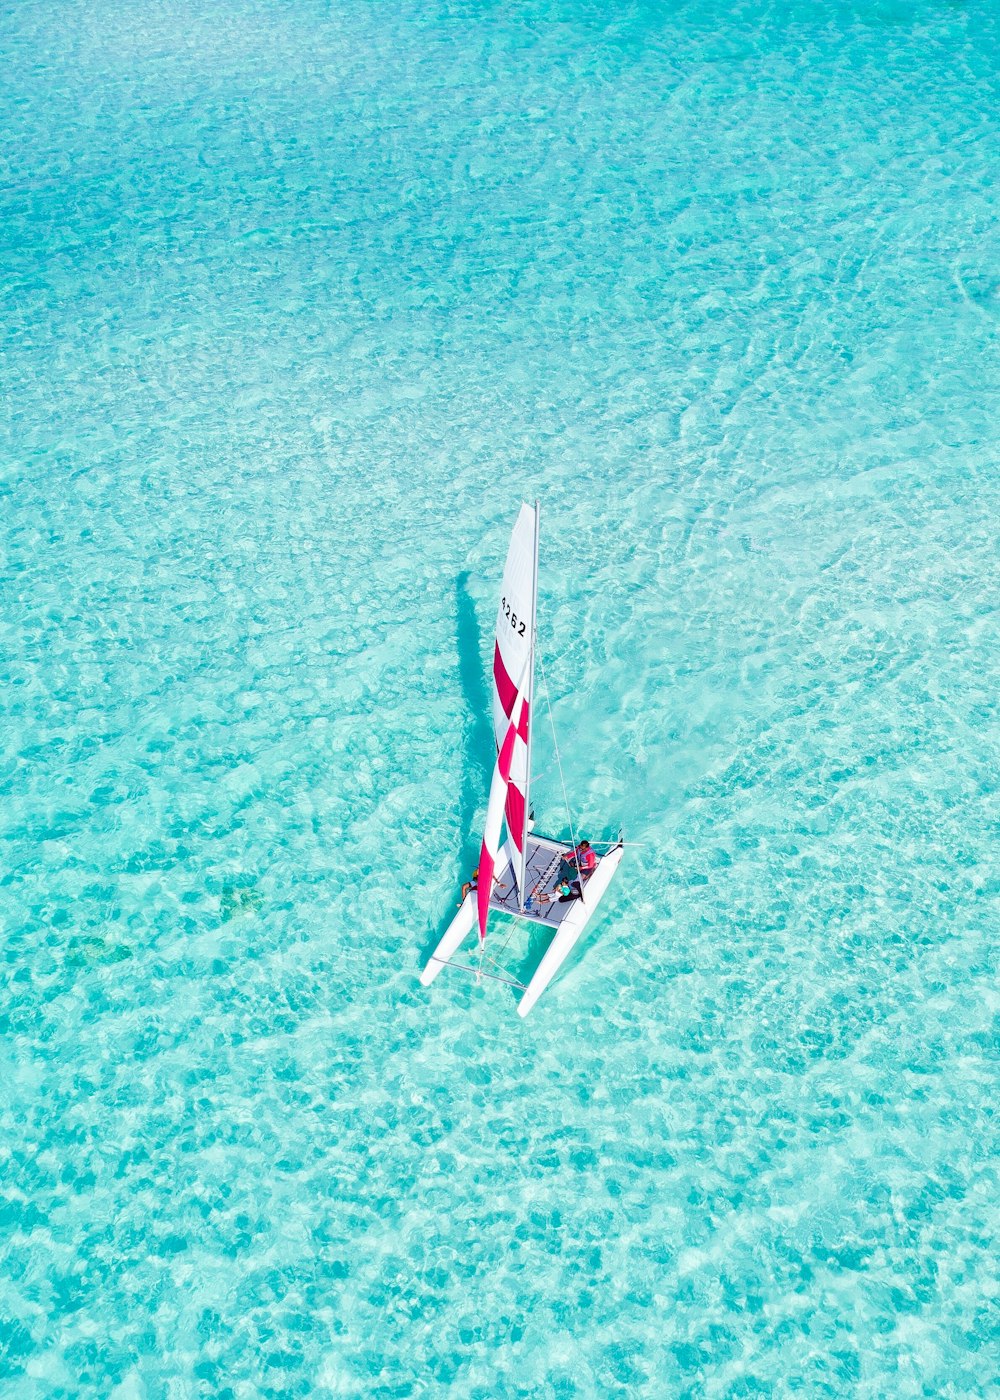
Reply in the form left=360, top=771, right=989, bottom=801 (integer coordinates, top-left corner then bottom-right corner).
left=516, top=840, right=624, bottom=1017
left=420, top=838, right=622, bottom=1013
left=419, top=894, right=478, bottom=987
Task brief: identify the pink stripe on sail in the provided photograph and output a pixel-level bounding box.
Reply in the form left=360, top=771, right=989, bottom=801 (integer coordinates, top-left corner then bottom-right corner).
left=476, top=853, right=494, bottom=949
left=477, top=693, right=524, bottom=948
left=493, top=643, right=530, bottom=739
left=505, top=781, right=526, bottom=854
left=493, top=642, right=517, bottom=715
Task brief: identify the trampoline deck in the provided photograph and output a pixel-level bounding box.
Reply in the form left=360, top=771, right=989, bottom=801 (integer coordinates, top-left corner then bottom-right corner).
left=488, top=835, right=594, bottom=928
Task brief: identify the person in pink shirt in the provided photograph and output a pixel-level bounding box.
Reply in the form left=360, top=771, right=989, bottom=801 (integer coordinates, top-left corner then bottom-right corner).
left=558, top=840, right=597, bottom=883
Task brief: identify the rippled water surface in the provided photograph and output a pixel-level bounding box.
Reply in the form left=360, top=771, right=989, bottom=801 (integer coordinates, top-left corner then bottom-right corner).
left=2, top=1, right=999, bottom=1394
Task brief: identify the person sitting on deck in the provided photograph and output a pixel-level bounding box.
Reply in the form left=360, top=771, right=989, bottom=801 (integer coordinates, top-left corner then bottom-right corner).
left=558, top=840, right=597, bottom=883
left=537, top=877, right=582, bottom=906
left=557, top=878, right=583, bottom=903
left=458, top=867, right=479, bottom=906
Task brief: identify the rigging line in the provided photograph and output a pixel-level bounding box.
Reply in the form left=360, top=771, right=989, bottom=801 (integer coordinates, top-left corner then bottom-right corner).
left=477, top=909, right=487, bottom=983
left=493, top=918, right=519, bottom=964
left=536, top=648, right=586, bottom=896
left=527, top=852, right=561, bottom=905
left=484, top=891, right=526, bottom=967
left=486, top=866, right=554, bottom=972
left=484, top=949, right=519, bottom=984
left=434, top=957, right=527, bottom=991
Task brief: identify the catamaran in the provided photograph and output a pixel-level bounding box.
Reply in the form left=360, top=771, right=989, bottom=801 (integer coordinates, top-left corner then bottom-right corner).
left=420, top=502, right=623, bottom=1016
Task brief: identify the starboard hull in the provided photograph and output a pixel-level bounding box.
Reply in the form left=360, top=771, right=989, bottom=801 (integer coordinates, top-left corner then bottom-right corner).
left=516, top=839, right=624, bottom=1017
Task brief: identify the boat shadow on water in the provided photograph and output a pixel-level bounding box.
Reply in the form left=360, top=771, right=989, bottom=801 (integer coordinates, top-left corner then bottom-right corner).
left=454, top=569, right=495, bottom=846
left=417, top=571, right=495, bottom=969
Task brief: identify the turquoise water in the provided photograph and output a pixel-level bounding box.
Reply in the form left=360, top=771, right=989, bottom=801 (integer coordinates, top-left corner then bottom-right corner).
left=2, top=0, right=998, bottom=1393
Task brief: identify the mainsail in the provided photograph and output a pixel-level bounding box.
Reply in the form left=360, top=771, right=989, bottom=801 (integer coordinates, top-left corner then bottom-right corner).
left=477, top=683, right=528, bottom=948
left=491, top=502, right=539, bottom=904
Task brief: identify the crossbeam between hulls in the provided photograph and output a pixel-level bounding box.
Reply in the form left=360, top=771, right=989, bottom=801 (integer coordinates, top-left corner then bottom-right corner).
left=428, top=957, right=527, bottom=991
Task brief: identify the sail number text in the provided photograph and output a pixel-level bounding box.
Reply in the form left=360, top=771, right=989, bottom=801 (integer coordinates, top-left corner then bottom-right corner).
left=501, top=596, right=527, bottom=636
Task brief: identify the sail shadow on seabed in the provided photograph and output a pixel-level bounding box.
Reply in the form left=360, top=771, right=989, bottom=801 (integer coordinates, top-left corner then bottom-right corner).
left=454, top=569, right=494, bottom=868
left=417, top=570, right=492, bottom=963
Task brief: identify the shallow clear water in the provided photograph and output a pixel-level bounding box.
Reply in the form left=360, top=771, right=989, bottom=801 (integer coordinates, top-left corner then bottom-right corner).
left=2, top=1, right=998, bottom=1394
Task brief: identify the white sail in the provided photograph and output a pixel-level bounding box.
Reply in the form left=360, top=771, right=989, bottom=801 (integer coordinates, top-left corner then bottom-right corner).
left=491, top=503, right=538, bottom=903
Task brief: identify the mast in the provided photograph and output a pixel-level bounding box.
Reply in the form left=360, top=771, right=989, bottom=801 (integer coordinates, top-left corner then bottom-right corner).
left=518, top=500, right=540, bottom=911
